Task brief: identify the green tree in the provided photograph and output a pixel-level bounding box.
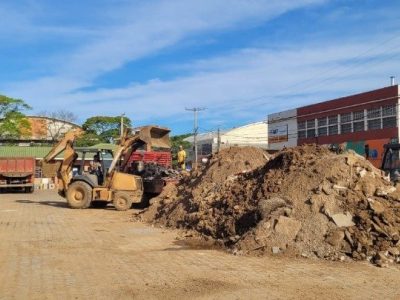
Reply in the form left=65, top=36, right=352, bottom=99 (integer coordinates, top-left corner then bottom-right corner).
left=75, top=132, right=103, bottom=147
left=81, top=116, right=132, bottom=144
left=0, top=95, right=31, bottom=138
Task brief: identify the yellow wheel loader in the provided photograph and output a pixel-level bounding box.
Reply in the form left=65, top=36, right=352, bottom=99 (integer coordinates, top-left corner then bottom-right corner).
left=43, top=126, right=170, bottom=211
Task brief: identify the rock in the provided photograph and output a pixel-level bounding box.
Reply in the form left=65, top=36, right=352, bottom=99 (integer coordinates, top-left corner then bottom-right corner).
left=274, top=216, right=302, bottom=241
left=325, top=230, right=344, bottom=247
left=333, top=185, right=347, bottom=191
left=331, top=212, right=355, bottom=227
left=368, top=199, right=385, bottom=214
left=233, top=205, right=240, bottom=210
left=321, top=183, right=333, bottom=195
left=375, top=188, right=388, bottom=197
left=388, top=247, right=400, bottom=256
left=375, top=187, right=396, bottom=197
left=374, top=251, right=390, bottom=267
left=258, top=197, right=286, bottom=218
left=359, top=169, right=367, bottom=178
left=272, top=246, right=280, bottom=254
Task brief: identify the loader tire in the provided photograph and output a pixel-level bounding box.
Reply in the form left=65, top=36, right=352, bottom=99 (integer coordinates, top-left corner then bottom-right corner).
left=113, top=192, right=132, bottom=211
left=66, top=181, right=92, bottom=209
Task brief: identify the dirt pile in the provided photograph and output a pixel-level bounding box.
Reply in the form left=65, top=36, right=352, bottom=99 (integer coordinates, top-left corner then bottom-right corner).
left=140, top=145, right=400, bottom=266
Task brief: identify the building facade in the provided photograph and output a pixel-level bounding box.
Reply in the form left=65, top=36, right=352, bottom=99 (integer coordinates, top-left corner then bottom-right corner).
left=184, top=121, right=269, bottom=163
left=27, top=116, right=82, bottom=141
left=267, top=85, right=400, bottom=168
left=268, top=109, right=297, bottom=150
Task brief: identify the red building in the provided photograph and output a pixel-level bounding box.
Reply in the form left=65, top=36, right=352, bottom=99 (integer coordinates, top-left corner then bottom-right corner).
left=296, top=85, right=399, bottom=168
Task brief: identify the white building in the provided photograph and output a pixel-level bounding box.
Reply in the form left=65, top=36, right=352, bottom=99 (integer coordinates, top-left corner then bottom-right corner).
left=267, top=109, right=297, bottom=150
left=184, top=121, right=268, bottom=158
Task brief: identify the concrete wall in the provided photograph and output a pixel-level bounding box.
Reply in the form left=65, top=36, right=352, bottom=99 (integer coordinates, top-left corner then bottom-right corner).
left=267, top=109, right=297, bottom=150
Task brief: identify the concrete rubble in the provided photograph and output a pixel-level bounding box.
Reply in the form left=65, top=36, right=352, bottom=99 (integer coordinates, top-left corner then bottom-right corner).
left=139, top=145, right=400, bottom=266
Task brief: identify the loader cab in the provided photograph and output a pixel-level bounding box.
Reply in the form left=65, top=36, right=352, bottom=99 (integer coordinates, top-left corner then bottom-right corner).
left=381, top=144, right=400, bottom=182
left=74, top=148, right=114, bottom=186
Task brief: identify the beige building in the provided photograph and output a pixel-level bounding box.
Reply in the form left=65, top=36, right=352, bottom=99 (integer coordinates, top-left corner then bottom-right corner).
left=27, top=116, right=82, bottom=141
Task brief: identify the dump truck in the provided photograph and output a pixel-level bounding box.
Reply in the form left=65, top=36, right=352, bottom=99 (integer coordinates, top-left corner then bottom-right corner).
left=43, top=126, right=171, bottom=210
left=0, top=157, right=35, bottom=193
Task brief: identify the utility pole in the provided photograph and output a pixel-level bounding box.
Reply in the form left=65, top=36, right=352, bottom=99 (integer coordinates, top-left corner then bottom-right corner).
left=185, top=107, right=206, bottom=169
left=120, top=113, right=125, bottom=138
left=217, top=126, right=221, bottom=153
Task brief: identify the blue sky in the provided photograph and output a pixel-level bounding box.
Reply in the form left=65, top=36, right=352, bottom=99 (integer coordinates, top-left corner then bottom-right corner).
left=1, top=0, right=400, bottom=135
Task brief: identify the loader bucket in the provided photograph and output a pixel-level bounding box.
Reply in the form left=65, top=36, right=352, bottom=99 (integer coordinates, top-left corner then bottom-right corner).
left=138, top=125, right=171, bottom=149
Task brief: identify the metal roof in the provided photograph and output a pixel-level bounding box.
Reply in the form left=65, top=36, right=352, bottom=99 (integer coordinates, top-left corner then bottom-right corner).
left=0, top=146, right=55, bottom=159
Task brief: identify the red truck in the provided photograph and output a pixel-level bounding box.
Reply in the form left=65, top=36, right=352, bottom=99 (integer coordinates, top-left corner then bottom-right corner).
left=0, top=157, right=35, bottom=193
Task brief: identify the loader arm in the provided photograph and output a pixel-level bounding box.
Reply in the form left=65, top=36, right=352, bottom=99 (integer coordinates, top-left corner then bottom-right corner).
left=106, top=125, right=171, bottom=183
left=43, top=130, right=83, bottom=195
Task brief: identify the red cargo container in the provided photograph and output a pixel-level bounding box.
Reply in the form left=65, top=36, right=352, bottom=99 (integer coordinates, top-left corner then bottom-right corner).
left=128, top=151, right=172, bottom=167
left=0, top=157, right=35, bottom=193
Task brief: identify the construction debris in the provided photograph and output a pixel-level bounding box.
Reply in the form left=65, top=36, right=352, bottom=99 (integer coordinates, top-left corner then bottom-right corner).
left=139, top=145, right=400, bottom=266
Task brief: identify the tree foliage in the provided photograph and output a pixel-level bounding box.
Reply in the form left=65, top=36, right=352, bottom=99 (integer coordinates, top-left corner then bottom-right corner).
left=81, top=116, right=131, bottom=144
left=75, top=132, right=103, bottom=147
left=0, top=95, right=31, bottom=138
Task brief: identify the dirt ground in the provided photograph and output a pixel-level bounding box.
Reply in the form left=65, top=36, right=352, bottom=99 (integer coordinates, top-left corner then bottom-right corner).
left=0, top=191, right=399, bottom=299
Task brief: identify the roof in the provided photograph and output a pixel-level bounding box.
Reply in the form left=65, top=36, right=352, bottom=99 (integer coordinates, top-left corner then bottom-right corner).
left=89, top=143, right=117, bottom=151
left=27, top=115, right=82, bottom=129
left=0, top=145, right=106, bottom=160
left=0, top=146, right=56, bottom=159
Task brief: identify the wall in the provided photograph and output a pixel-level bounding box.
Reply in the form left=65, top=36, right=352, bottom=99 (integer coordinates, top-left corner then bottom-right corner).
left=267, top=109, right=297, bottom=150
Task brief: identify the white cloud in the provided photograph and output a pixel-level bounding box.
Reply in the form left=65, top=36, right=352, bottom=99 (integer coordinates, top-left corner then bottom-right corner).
left=9, top=35, right=399, bottom=129
left=4, top=0, right=400, bottom=132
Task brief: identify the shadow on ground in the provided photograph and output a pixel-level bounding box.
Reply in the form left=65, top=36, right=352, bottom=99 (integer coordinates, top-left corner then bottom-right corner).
left=15, top=199, right=69, bottom=208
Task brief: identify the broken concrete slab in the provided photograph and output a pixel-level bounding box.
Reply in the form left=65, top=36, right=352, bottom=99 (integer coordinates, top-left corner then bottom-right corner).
left=325, top=230, right=345, bottom=247
left=274, top=216, right=302, bottom=241
left=331, top=212, right=355, bottom=227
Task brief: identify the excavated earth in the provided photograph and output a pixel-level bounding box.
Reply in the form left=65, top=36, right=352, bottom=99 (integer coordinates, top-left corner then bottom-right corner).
left=139, top=145, right=400, bottom=267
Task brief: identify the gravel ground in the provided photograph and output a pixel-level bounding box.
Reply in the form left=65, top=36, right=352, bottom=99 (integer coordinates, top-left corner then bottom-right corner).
left=0, top=190, right=399, bottom=299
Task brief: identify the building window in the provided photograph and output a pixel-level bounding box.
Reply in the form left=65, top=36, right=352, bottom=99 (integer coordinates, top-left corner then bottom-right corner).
left=382, top=105, right=396, bottom=117
left=353, top=110, right=364, bottom=121
left=341, top=123, right=352, bottom=134
left=328, top=115, right=338, bottom=125
left=367, top=107, right=381, bottom=119
left=353, top=121, right=364, bottom=132
left=340, top=113, right=352, bottom=123
left=383, top=116, right=396, bottom=128
left=328, top=125, right=338, bottom=135
left=307, top=128, right=316, bottom=138
left=318, top=127, right=327, bottom=136
left=307, top=119, right=315, bottom=128
left=318, top=117, right=327, bottom=127
left=298, top=121, right=306, bottom=130
left=298, top=130, right=306, bottom=139
left=368, top=119, right=381, bottom=130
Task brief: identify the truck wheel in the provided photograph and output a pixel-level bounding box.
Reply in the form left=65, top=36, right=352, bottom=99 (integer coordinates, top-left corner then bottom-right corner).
left=66, top=181, right=92, bottom=209
left=113, top=192, right=133, bottom=211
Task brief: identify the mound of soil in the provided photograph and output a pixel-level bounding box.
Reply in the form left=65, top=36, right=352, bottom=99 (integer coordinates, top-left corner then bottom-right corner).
left=139, top=145, right=400, bottom=266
